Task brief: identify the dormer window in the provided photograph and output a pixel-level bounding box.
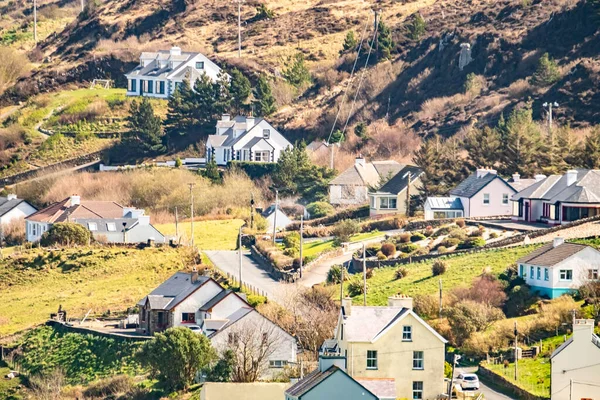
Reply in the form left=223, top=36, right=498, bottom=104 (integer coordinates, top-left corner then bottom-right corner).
left=88, top=222, right=97, bottom=231
left=196, top=61, right=204, bottom=70
left=263, top=129, right=270, bottom=139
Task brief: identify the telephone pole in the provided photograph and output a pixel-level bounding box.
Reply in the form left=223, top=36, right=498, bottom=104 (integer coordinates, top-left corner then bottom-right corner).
left=406, top=172, right=412, bottom=217
left=234, top=0, right=244, bottom=58
left=239, top=226, right=243, bottom=289
left=33, top=0, right=38, bottom=44
left=374, top=9, right=380, bottom=55
left=363, top=243, right=367, bottom=306
left=439, top=278, right=443, bottom=319
left=188, top=183, right=195, bottom=248
left=514, top=321, right=519, bottom=381
left=272, top=189, right=278, bottom=244
left=340, top=263, right=345, bottom=301
left=329, top=143, right=335, bottom=170
left=175, top=206, right=179, bottom=239
left=299, top=214, right=304, bottom=279
left=81, top=0, right=85, bottom=12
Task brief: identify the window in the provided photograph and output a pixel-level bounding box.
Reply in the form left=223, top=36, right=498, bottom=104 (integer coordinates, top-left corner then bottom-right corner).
left=413, top=381, right=423, bottom=400
left=228, top=332, right=239, bottom=346
left=537, top=267, right=541, bottom=280
left=158, top=81, right=165, bottom=94
left=147, top=80, right=154, bottom=94
left=544, top=268, right=549, bottom=281
left=181, top=312, right=195, bottom=323
left=502, top=193, right=509, bottom=205
left=588, top=269, right=599, bottom=280
left=262, top=332, right=268, bottom=346
left=379, top=197, right=398, bottom=209
left=519, top=265, right=524, bottom=277
left=530, top=266, right=535, bottom=279
left=413, top=351, right=424, bottom=370
left=366, top=350, right=377, bottom=369
left=483, top=193, right=490, bottom=205
left=269, top=360, right=288, bottom=368
left=32, top=224, right=37, bottom=236
left=88, top=222, right=98, bottom=231
left=560, top=270, right=573, bottom=281
left=263, top=129, right=271, bottom=139
left=128, top=79, right=137, bottom=92
left=403, top=326, right=412, bottom=341
left=254, top=150, right=270, bottom=162
left=106, top=222, right=117, bottom=232
left=196, top=61, right=205, bottom=69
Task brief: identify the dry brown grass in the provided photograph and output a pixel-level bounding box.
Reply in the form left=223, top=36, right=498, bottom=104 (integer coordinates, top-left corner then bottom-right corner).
left=505, top=79, right=533, bottom=99
left=0, top=47, right=29, bottom=94
left=418, top=93, right=470, bottom=120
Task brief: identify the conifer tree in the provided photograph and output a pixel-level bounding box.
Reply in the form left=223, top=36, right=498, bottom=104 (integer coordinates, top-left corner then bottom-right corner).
left=124, top=98, right=165, bottom=154
left=531, top=53, right=561, bottom=86
left=376, top=21, right=394, bottom=61
left=202, top=157, right=222, bottom=184
left=342, top=31, right=358, bottom=53
left=253, top=74, right=277, bottom=116
left=164, top=80, right=198, bottom=143
left=500, top=106, right=544, bottom=176
left=413, top=137, right=447, bottom=199
left=463, top=127, right=501, bottom=170
left=407, top=13, right=426, bottom=41
left=579, top=128, right=600, bottom=169
left=229, top=68, right=251, bottom=115
left=283, top=53, right=311, bottom=87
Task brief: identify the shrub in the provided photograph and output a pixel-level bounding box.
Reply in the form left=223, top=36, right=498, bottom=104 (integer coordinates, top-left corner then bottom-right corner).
left=407, top=13, right=426, bottom=40
left=423, top=226, right=434, bottom=237
left=332, top=219, right=360, bottom=244
left=457, top=237, right=486, bottom=249
left=440, top=237, right=461, bottom=248
left=531, top=52, right=561, bottom=86
left=412, top=247, right=430, bottom=256
left=381, top=242, right=396, bottom=257
left=432, top=260, right=448, bottom=276
left=2, top=217, right=26, bottom=245
left=456, top=219, right=466, bottom=228
left=376, top=251, right=387, bottom=260
left=448, top=228, right=468, bottom=241
left=40, top=222, right=91, bottom=246
left=411, top=232, right=426, bottom=242
left=398, top=232, right=411, bottom=243
left=347, top=277, right=368, bottom=296
left=489, top=232, right=499, bottom=239
left=282, top=231, right=300, bottom=252
left=437, top=246, right=448, bottom=254
left=469, top=229, right=483, bottom=237
left=394, top=267, right=409, bottom=280
left=306, top=202, right=335, bottom=219
left=414, top=294, right=439, bottom=319
left=83, top=375, right=134, bottom=398
left=327, top=265, right=348, bottom=284
left=365, top=268, right=374, bottom=279
left=432, top=225, right=453, bottom=238
left=398, top=243, right=418, bottom=253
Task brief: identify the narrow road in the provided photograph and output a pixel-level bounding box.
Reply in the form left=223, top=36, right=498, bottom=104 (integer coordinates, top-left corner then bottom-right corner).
left=457, top=366, right=514, bottom=400
left=298, top=252, right=352, bottom=288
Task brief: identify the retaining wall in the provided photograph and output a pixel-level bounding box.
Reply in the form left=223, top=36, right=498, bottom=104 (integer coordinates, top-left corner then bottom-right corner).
left=478, top=364, right=549, bottom=400
left=250, top=246, right=298, bottom=282
left=46, top=320, right=151, bottom=342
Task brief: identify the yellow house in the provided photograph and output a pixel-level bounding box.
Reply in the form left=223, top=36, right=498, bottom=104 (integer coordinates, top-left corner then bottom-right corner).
left=327, top=295, right=447, bottom=400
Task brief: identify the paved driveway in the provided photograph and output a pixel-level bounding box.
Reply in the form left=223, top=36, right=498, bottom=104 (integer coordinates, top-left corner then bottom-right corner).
left=456, top=367, right=515, bottom=400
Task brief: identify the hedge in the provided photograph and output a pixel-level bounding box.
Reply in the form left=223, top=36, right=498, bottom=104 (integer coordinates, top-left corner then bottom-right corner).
left=228, top=161, right=277, bottom=179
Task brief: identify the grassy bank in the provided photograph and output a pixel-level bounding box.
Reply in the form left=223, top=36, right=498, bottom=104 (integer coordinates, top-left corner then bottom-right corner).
left=156, top=219, right=245, bottom=250
left=302, top=230, right=384, bottom=258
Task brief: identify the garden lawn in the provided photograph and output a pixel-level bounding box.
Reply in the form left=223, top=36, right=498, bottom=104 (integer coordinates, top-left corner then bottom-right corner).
left=485, top=358, right=550, bottom=398
left=302, top=230, right=384, bottom=258
left=0, top=361, right=23, bottom=399
left=156, top=219, right=245, bottom=250
left=0, top=247, right=191, bottom=337
left=334, top=245, right=539, bottom=305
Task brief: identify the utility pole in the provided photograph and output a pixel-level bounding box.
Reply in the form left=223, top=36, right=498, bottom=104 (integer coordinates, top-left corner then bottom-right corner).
left=81, top=0, right=85, bottom=12
left=340, top=264, right=345, bottom=301
left=439, top=278, right=443, bottom=319
left=299, top=214, right=304, bottom=279
left=447, top=354, right=460, bottom=400
left=234, top=0, right=244, bottom=58
left=329, top=143, right=335, bottom=170
left=374, top=9, right=379, bottom=55
left=239, top=226, right=243, bottom=290
left=188, top=183, right=195, bottom=248
left=514, top=321, right=519, bottom=381
left=543, top=101, right=559, bottom=146
left=33, top=0, right=37, bottom=44
left=272, top=189, right=278, bottom=244
left=175, top=206, right=179, bottom=239
left=250, top=193, right=255, bottom=230
left=406, top=172, right=412, bottom=217
left=363, top=243, right=367, bottom=306
left=569, top=379, right=573, bottom=400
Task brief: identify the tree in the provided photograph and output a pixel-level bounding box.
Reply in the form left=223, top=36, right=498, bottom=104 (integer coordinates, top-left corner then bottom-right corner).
left=354, top=122, right=367, bottom=139
left=531, top=53, right=561, bottom=86
left=413, top=137, right=456, bottom=202
left=445, top=300, right=505, bottom=345
left=463, top=127, right=501, bottom=170
left=253, top=74, right=277, bottom=116
left=137, top=327, right=217, bottom=390
left=342, top=31, right=358, bottom=53
left=202, top=157, right=222, bottom=184
left=164, top=80, right=198, bottom=144
left=376, top=21, right=394, bottom=61
left=283, top=53, right=311, bottom=87
left=578, top=127, right=600, bottom=168
left=451, top=275, right=508, bottom=308
left=407, top=13, right=426, bottom=41
left=41, top=222, right=91, bottom=246
left=499, top=106, right=545, bottom=176
left=229, top=69, right=251, bottom=115
left=206, top=350, right=235, bottom=382
left=255, top=3, right=274, bottom=20
left=306, top=201, right=334, bottom=218
left=332, top=219, right=360, bottom=244
left=124, top=98, right=165, bottom=154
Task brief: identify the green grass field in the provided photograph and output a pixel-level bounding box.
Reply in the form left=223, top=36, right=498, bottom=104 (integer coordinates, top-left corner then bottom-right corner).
left=302, top=230, right=384, bottom=258
left=485, top=357, right=551, bottom=397
left=0, top=361, right=23, bottom=399
left=156, top=219, right=245, bottom=251
left=0, top=247, right=192, bottom=337
left=332, top=245, right=538, bottom=305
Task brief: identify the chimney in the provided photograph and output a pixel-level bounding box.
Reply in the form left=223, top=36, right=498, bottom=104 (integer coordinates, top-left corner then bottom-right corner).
left=476, top=168, right=496, bottom=178
left=355, top=155, right=366, bottom=168
left=572, top=319, right=595, bottom=343
left=318, top=354, right=346, bottom=372
left=566, top=169, right=578, bottom=186
left=191, top=268, right=199, bottom=284
left=553, top=237, right=565, bottom=248
left=246, top=116, right=255, bottom=129
left=534, top=174, right=547, bottom=183
left=512, top=173, right=520, bottom=183
left=138, top=215, right=150, bottom=226
left=70, top=195, right=81, bottom=206
left=6, top=194, right=17, bottom=200
left=221, top=114, right=231, bottom=122
left=341, top=297, right=352, bottom=316
left=170, top=46, right=182, bottom=56
left=388, top=294, right=413, bottom=310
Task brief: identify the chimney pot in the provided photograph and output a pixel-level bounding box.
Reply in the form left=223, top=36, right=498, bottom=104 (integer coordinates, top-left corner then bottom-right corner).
left=191, top=269, right=199, bottom=284
left=388, top=294, right=413, bottom=310
left=341, top=297, right=352, bottom=316
left=70, top=195, right=81, bottom=206
left=221, top=114, right=231, bottom=122
left=534, top=174, right=547, bottom=183
left=553, top=237, right=565, bottom=248
left=566, top=169, right=578, bottom=186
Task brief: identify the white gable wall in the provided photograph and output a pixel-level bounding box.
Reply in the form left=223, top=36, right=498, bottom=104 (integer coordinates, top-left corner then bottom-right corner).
left=0, top=202, right=37, bottom=225
left=171, top=280, right=224, bottom=327
left=465, top=178, right=515, bottom=217
left=207, top=294, right=248, bottom=320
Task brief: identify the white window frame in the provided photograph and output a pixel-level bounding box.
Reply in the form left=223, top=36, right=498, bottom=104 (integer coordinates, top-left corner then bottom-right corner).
left=502, top=193, right=509, bottom=205
left=106, top=222, right=117, bottom=232
left=254, top=150, right=270, bottom=162
left=402, top=326, right=412, bottom=341
left=483, top=193, right=490, bottom=205
left=366, top=350, right=378, bottom=370
left=379, top=197, right=398, bottom=210
left=589, top=269, right=599, bottom=280
left=269, top=360, right=288, bottom=368
left=559, top=269, right=573, bottom=281
left=263, top=129, right=271, bottom=139
left=544, top=268, right=549, bottom=281
left=88, top=222, right=98, bottom=231
left=413, top=351, right=424, bottom=370
left=413, top=381, right=423, bottom=400
left=196, top=61, right=205, bottom=70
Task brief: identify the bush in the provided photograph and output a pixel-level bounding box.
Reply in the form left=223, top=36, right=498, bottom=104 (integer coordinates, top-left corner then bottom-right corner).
left=2, top=217, right=25, bottom=245
left=228, top=161, right=278, bottom=179
left=414, top=294, right=439, bottom=319
left=531, top=52, right=561, bottom=86
left=437, top=246, right=448, bottom=254
left=448, top=228, right=467, bottom=241
left=398, top=243, right=418, bottom=253
left=381, top=242, right=396, bottom=257
left=332, top=219, right=360, bottom=244
left=439, top=237, right=461, bottom=248
left=348, top=277, right=368, bottom=296
left=376, top=251, right=387, bottom=260
left=457, top=237, right=486, bottom=249
left=326, top=265, right=348, bottom=284
left=489, top=232, right=499, bottom=239
left=307, top=201, right=335, bottom=219
left=423, top=226, right=434, bottom=237
left=432, top=225, right=453, bottom=238
left=394, top=266, right=409, bottom=280
left=432, top=260, right=448, bottom=276
left=83, top=375, right=134, bottom=398
left=398, top=232, right=411, bottom=243
left=40, top=222, right=91, bottom=246
left=411, top=232, right=426, bottom=242
left=456, top=219, right=466, bottom=228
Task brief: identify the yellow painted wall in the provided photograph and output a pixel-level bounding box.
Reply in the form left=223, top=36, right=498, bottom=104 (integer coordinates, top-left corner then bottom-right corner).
left=201, top=382, right=291, bottom=400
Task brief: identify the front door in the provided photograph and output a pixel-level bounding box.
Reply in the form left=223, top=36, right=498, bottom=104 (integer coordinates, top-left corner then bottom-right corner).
left=525, top=202, right=530, bottom=222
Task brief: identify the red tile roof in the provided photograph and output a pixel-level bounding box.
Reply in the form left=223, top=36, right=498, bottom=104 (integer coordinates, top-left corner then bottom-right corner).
left=27, top=197, right=124, bottom=223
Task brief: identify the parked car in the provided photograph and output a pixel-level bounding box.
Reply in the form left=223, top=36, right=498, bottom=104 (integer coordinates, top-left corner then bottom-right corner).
left=186, top=325, right=203, bottom=333
left=457, top=373, right=479, bottom=390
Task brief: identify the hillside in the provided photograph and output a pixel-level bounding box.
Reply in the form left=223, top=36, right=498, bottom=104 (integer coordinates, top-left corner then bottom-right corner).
left=1, top=0, right=599, bottom=169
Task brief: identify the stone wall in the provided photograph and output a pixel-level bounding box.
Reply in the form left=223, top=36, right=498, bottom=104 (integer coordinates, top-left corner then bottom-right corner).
left=478, top=365, right=549, bottom=400
left=250, top=246, right=298, bottom=282
left=47, top=320, right=151, bottom=342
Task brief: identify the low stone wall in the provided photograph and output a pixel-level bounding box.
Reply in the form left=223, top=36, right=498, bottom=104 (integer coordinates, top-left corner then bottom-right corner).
left=478, top=364, right=549, bottom=400
left=47, top=320, right=151, bottom=342
left=250, top=246, right=298, bottom=282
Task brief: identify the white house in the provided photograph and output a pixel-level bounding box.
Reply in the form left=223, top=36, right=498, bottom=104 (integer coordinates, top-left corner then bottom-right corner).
left=368, top=166, right=423, bottom=216
left=262, top=204, right=292, bottom=232
left=138, top=271, right=297, bottom=376
left=425, top=169, right=536, bottom=220
left=72, top=215, right=165, bottom=244
left=512, top=169, right=600, bottom=225
left=206, top=115, right=293, bottom=166
left=516, top=238, right=600, bottom=298
left=125, top=47, right=224, bottom=99
left=0, top=194, right=37, bottom=227
left=551, top=319, right=600, bottom=400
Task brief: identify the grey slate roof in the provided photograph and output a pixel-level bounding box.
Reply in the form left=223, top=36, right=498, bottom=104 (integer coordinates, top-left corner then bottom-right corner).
left=425, top=197, right=464, bottom=210
left=356, top=378, right=396, bottom=399
left=286, top=366, right=340, bottom=398
left=511, top=170, right=600, bottom=203
left=137, top=272, right=211, bottom=310
left=376, top=165, right=423, bottom=195
left=450, top=172, right=514, bottom=198
left=512, top=175, right=561, bottom=200
left=508, top=178, right=537, bottom=192
left=372, top=161, right=404, bottom=181
left=126, top=51, right=200, bottom=79
left=200, top=290, right=233, bottom=311
left=243, top=136, right=273, bottom=150
left=516, top=242, right=590, bottom=266
left=0, top=197, right=34, bottom=217
left=343, top=306, right=409, bottom=342
left=73, top=218, right=137, bottom=232
left=207, top=307, right=254, bottom=338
